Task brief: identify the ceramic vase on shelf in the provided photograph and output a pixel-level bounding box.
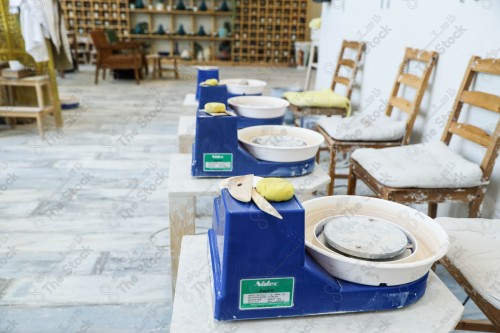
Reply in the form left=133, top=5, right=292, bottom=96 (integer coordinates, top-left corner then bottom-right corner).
left=135, top=0, right=144, bottom=9
left=218, top=27, right=227, bottom=38
left=203, top=47, right=211, bottom=61
left=177, top=24, right=186, bottom=35
left=217, top=0, right=229, bottom=11
left=181, top=49, right=191, bottom=60
left=174, top=42, right=180, bottom=56
left=198, top=0, right=207, bottom=11
left=175, top=0, right=186, bottom=10
left=155, top=24, right=166, bottom=35
left=133, top=22, right=148, bottom=34
left=197, top=25, right=207, bottom=36
left=155, top=2, right=164, bottom=10
left=194, top=42, right=203, bottom=60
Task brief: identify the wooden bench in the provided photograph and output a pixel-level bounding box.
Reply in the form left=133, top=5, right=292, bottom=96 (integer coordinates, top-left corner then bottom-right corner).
left=0, top=75, right=56, bottom=139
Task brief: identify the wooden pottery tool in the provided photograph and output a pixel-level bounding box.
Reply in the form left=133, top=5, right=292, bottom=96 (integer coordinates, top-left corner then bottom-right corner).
left=220, top=175, right=283, bottom=219
left=226, top=174, right=253, bottom=203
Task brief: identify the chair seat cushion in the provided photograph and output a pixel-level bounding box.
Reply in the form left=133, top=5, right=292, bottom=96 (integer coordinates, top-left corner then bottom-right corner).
left=437, top=217, right=500, bottom=310
left=283, top=89, right=350, bottom=111
left=351, top=141, right=485, bottom=188
left=317, top=113, right=406, bottom=141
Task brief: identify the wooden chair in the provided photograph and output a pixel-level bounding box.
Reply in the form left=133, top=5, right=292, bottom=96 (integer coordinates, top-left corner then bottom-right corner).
left=317, top=48, right=438, bottom=195
left=285, top=40, right=365, bottom=125
left=105, top=29, right=149, bottom=76
left=437, top=217, right=500, bottom=332
left=90, top=30, right=143, bottom=85
left=347, top=56, right=500, bottom=218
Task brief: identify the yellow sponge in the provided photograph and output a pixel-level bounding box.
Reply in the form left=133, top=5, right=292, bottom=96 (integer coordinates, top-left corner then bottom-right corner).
left=203, top=79, right=219, bottom=86
left=204, top=102, right=226, bottom=113
left=256, top=178, right=294, bottom=202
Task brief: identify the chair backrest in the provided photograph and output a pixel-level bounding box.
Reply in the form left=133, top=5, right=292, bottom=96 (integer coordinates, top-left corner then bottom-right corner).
left=90, top=30, right=112, bottom=62
left=385, top=48, right=439, bottom=145
left=105, top=29, right=119, bottom=44
left=441, top=56, right=500, bottom=182
left=330, top=40, right=365, bottom=99
left=89, top=30, right=109, bottom=49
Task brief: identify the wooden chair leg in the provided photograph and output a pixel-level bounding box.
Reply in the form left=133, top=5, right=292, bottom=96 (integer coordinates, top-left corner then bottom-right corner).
left=143, top=55, right=149, bottom=75
left=292, top=110, right=300, bottom=127
left=469, top=194, right=484, bottom=218
left=455, top=319, right=498, bottom=332
left=36, top=114, right=44, bottom=140
left=347, top=163, right=357, bottom=195
left=134, top=67, right=140, bottom=85
left=8, top=117, right=16, bottom=129
left=315, top=146, right=321, bottom=163
left=174, top=59, right=179, bottom=79
left=327, top=147, right=336, bottom=196
left=95, top=66, right=99, bottom=85
left=428, top=203, right=438, bottom=218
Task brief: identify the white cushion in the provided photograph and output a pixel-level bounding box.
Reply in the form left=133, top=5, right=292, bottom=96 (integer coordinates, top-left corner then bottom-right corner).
left=317, top=113, right=406, bottom=141
left=351, top=141, right=485, bottom=188
left=437, top=217, right=500, bottom=310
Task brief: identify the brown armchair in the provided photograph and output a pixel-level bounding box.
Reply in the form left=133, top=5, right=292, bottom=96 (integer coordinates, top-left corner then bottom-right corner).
left=90, top=30, right=144, bottom=85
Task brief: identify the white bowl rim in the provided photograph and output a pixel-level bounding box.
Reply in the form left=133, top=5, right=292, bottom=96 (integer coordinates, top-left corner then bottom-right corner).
left=303, top=195, right=450, bottom=269
left=238, top=125, right=324, bottom=150
left=220, top=78, right=267, bottom=87
left=228, top=96, right=290, bottom=109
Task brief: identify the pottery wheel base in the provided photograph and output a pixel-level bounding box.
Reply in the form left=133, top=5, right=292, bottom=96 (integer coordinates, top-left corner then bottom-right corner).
left=323, top=215, right=408, bottom=260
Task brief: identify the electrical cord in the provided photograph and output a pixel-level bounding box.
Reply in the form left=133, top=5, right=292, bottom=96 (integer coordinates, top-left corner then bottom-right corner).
left=149, top=227, right=169, bottom=248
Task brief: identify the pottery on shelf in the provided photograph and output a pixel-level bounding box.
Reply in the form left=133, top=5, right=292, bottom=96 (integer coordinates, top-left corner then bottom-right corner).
left=155, top=24, right=166, bottom=35
left=217, top=0, right=229, bottom=11
left=197, top=25, right=207, bottom=36
left=194, top=42, right=203, bottom=60
left=180, top=49, right=191, bottom=60
left=203, top=47, right=211, bottom=61
left=135, top=0, right=144, bottom=9
left=177, top=24, right=186, bottom=35
left=174, top=0, right=186, bottom=10
left=198, top=0, right=207, bottom=11
left=174, top=42, right=180, bottom=56
left=218, top=27, right=228, bottom=38
left=133, top=22, right=148, bottom=34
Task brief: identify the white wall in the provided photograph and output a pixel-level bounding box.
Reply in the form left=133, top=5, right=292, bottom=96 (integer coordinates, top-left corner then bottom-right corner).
left=316, top=0, right=500, bottom=218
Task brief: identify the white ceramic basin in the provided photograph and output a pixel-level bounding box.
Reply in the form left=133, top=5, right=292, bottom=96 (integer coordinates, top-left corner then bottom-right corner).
left=238, top=125, right=324, bottom=162
left=220, top=79, right=267, bottom=95
left=303, top=196, right=450, bottom=286
left=228, top=96, right=289, bottom=119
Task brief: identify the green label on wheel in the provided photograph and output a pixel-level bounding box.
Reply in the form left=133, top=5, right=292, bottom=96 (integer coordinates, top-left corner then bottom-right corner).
left=203, top=153, right=233, bottom=172
left=240, top=277, right=294, bottom=310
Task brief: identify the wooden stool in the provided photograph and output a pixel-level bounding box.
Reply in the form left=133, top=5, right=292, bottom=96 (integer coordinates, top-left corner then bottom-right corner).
left=148, top=54, right=179, bottom=79
left=0, top=75, right=56, bottom=139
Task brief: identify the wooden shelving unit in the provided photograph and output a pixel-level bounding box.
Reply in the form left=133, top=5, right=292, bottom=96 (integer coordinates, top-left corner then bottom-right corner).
left=60, top=0, right=311, bottom=66
left=128, top=0, right=234, bottom=63
left=61, top=0, right=130, bottom=38
left=233, top=0, right=308, bottom=66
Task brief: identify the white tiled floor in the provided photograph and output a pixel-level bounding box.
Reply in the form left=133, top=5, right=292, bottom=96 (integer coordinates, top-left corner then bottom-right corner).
left=0, top=65, right=486, bottom=332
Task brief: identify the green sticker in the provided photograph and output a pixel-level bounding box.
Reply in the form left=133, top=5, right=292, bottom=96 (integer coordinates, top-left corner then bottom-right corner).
left=203, top=153, right=233, bottom=172
left=240, top=277, right=294, bottom=310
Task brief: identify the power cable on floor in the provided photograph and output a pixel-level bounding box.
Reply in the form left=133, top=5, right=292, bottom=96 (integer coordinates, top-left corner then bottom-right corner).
left=149, top=227, right=169, bottom=249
